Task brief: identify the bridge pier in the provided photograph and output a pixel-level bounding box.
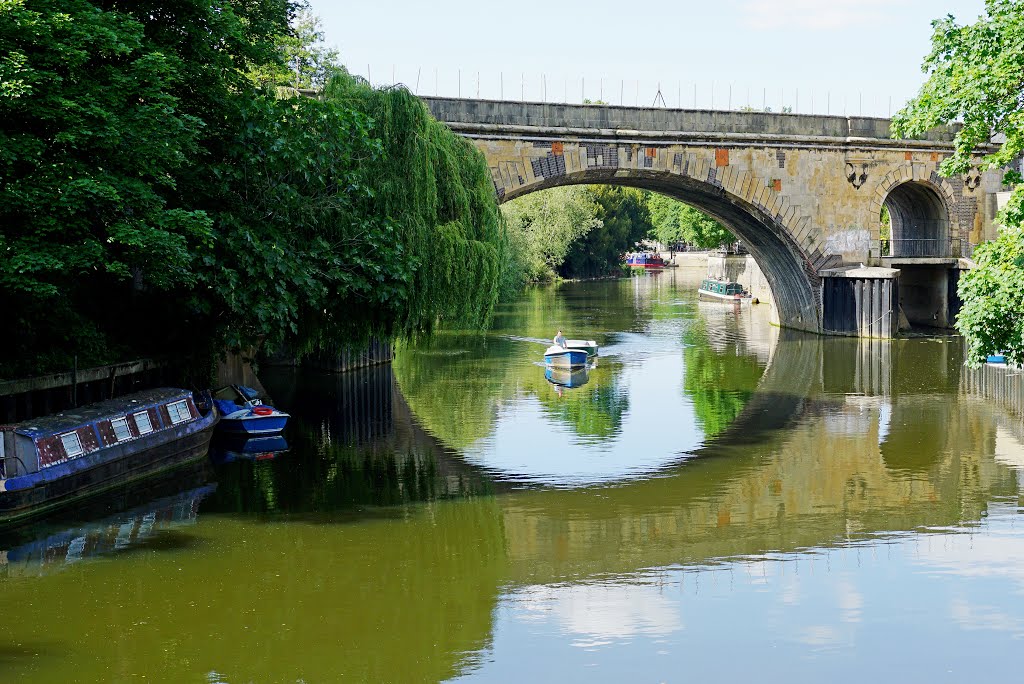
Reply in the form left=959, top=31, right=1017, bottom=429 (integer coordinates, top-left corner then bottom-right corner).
left=821, top=266, right=901, bottom=338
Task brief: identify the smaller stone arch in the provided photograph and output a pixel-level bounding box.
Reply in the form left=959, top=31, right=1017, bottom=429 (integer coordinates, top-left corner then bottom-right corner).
left=869, top=167, right=957, bottom=258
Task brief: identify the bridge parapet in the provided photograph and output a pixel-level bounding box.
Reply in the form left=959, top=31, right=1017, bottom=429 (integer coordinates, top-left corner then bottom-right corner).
left=421, top=96, right=959, bottom=145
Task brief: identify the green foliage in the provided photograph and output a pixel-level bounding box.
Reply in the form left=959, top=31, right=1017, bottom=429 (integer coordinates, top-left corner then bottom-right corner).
left=646, top=193, right=733, bottom=249
left=317, top=74, right=508, bottom=343
left=880, top=205, right=891, bottom=241
left=202, top=71, right=509, bottom=358
left=956, top=226, right=1024, bottom=366
left=0, top=1, right=510, bottom=377
left=249, top=4, right=339, bottom=90
left=892, top=0, right=1024, bottom=362
left=0, top=0, right=288, bottom=374
left=503, top=185, right=665, bottom=282
left=892, top=0, right=1024, bottom=227
left=501, top=187, right=601, bottom=282
left=561, top=186, right=653, bottom=278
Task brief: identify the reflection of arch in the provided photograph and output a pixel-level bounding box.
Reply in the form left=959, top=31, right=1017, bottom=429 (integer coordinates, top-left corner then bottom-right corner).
left=505, top=167, right=824, bottom=334
left=874, top=172, right=956, bottom=257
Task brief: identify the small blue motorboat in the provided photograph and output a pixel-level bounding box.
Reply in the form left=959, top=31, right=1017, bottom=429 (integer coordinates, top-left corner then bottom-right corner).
left=987, top=353, right=1008, bottom=365
left=544, top=345, right=588, bottom=369
left=213, top=385, right=290, bottom=435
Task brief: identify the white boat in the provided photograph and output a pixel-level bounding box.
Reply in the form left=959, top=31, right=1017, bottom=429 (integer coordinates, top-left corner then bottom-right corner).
left=544, top=345, right=588, bottom=369
left=564, top=339, right=599, bottom=357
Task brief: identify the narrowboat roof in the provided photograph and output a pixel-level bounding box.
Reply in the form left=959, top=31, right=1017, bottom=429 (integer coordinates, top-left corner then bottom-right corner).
left=5, top=388, right=194, bottom=438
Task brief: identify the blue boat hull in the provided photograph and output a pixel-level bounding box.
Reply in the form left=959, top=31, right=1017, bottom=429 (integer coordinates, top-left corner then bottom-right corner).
left=218, top=414, right=289, bottom=435
left=544, top=349, right=588, bottom=369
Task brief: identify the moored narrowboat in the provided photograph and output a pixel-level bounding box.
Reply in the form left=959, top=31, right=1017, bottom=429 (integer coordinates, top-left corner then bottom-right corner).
left=0, top=388, right=217, bottom=526
left=626, top=252, right=668, bottom=269
left=698, top=278, right=752, bottom=303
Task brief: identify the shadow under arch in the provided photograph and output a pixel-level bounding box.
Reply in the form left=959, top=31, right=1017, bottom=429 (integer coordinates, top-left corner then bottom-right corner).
left=883, top=179, right=953, bottom=256
left=503, top=168, right=822, bottom=334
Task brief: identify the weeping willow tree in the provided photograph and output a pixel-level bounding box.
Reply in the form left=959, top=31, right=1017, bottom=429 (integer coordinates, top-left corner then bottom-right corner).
left=313, top=73, right=509, bottom=344
left=207, top=71, right=513, bottom=361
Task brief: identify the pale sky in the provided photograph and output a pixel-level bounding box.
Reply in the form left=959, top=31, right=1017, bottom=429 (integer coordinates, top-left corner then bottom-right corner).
left=308, top=0, right=987, bottom=117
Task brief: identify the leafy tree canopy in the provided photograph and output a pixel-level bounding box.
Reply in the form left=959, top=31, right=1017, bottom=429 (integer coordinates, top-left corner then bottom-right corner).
left=892, top=0, right=1024, bottom=364
left=0, top=1, right=512, bottom=377
left=891, top=0, right=1024, bottom=212
left=501, top=187, right=601, bottom=282
left=560, top=186, right=652, bottom=278
left=646, top=193, right=733, bottom=249
left=957, top=227, right=1024, bottom=366
left=249, top=5, right=339, bottom=90
left=0, top=0, right=290, bottom=374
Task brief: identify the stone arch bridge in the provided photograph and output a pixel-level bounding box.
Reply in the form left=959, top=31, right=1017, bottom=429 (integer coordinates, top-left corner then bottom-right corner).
left=422, top=97, right=1006, bottom=337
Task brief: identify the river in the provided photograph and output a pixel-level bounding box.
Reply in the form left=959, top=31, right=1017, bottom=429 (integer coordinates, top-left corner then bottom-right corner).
left=2, top=267, right=1023, bottom=682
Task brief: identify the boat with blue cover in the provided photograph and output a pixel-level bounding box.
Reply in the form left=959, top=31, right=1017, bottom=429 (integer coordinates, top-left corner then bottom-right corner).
left=626, top=252, right=668, bottom=269
left=213, top=385, right=290, bottom=435
left=0, top=388, right=217, bottom=526
left=544, top=345, right=588, bottom=369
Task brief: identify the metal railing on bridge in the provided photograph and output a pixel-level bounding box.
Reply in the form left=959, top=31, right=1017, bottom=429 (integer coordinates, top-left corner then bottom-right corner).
left=359, top=65, right=907, bottom=118
left=880, top=238, right=962, bottom=258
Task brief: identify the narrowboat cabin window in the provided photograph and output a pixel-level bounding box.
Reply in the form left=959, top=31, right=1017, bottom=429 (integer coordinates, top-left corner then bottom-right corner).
left=135, top=411, right=154, bottom=435
left=111, top=417, right=132, bottom=442
left=167, top=400, right=190, bottom=425
left=61, top=431, right=84, bottom=458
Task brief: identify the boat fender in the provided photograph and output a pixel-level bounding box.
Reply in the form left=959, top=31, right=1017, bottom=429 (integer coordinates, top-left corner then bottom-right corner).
left=252, top=406, right=274, bottom=416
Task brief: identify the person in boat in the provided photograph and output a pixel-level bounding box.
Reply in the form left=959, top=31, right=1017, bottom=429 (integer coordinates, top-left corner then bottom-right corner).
left=554, top=330, right=566, bottom=348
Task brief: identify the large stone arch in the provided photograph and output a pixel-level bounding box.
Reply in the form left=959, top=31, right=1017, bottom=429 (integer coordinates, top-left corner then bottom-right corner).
left=495, top=154, right=826, bottom=334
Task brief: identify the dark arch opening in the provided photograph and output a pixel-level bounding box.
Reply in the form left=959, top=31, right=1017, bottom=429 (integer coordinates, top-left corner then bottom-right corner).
left=883, top=181, right=951, bottom=257
left=503, top=170, right=820, bottom=333
left=880, top=180, right=958, bottom=329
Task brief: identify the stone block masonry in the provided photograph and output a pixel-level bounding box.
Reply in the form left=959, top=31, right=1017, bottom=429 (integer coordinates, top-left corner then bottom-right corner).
left=424, top=97, right=1006, bottom=338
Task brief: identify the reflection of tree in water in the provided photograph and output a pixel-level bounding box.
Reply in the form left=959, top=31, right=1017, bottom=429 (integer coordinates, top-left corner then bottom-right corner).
left=396, top=281, right=651, bottom=449
left=531, top=367, right=629, bottom=441
left=207, top=367, right=492, bottom=517
left=204, top=429, right=453, bottom=516
left=682, top=322, right=765, bottom=439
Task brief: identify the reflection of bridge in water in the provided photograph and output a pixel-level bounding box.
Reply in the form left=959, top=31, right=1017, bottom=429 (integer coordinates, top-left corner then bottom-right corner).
left=391, top=325, right=1022, bottom=584
left=1, top=334, right=1021, bottom=684
left=6, top=327, right=1016, bottom=582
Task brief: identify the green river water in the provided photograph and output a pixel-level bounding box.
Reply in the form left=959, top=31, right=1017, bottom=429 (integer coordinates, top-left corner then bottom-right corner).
left=2, top=267, right=1024, bottom=682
